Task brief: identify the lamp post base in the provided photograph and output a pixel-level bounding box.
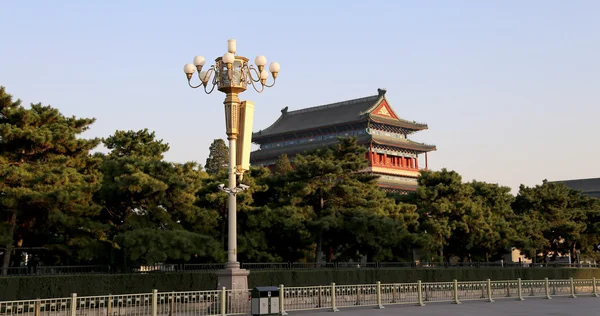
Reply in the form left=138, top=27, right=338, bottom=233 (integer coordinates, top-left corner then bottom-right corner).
left=216, top=262, right=250, bottom=290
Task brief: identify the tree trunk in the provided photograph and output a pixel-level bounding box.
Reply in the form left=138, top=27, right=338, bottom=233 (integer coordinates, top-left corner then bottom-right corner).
left=314, top=196, right=325, bottom=265
left=439, top=233, right=444, bottom=264
left=315, top=232, right=323, bottom=265
left=221, top=219, right=226, bottom=251
left=2, top=212, right=17, bottom=276
left=572, top=243, right=578, bottom=267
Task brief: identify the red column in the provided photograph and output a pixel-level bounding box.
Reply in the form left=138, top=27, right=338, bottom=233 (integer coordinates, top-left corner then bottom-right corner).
left=383, top=153, right=388, bottom=165
left=425, top=152, right=429, bottom=170
left=415, top=156, right=419, bottom=169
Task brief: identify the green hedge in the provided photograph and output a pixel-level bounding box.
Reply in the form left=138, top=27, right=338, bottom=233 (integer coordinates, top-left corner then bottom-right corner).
left=0, top=272, right=217, bottom=301
left=3, top=268, right=600, bottom=300
left=248, top=268, right=600, bottom=288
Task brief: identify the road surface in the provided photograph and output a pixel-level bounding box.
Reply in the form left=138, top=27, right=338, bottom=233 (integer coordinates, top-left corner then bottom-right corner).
left=293, top=296, right=600, bottom=316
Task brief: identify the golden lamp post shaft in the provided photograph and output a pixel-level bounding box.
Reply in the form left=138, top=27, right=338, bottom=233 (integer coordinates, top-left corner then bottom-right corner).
left=224, top=92, right=240, bottom=264
left=183, top=38, right=279, bottom=288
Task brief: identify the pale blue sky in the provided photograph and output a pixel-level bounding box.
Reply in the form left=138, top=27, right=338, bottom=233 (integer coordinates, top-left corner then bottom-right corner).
left=1, top=0, right=599, bottom=192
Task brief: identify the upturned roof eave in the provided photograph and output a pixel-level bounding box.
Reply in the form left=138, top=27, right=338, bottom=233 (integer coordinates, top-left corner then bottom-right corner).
left=368, top=115, right=429, bottom=131
left=371, top=135, right=437, bottom=153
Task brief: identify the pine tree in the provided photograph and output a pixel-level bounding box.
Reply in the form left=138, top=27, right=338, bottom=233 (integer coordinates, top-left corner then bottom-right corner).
left=466, top=181, right=517, bottom=262
left=512, top=180, right=592, bottom=263
left=275, top=137, right=418, bottom=262
left=96, top=129, right=223, bottom=265
left=274, top=154, right=293, bottom=175
left=0, top=86, right=103, bottom=274
left=416, top=168, right=474, bottom=263
left=103, top=129, right=169, bottom=159
left=205, top=139, right=229, bottom=176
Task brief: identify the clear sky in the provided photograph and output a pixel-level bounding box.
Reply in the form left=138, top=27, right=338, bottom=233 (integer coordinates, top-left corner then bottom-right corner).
left=1, top=0, right=598, bottom=192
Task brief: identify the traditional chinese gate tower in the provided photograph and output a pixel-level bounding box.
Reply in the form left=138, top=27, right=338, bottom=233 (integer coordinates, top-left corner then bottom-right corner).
left=250, top=89, right=436, bottom=192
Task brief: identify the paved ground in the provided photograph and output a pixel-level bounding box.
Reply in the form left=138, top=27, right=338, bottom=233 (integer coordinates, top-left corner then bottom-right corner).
left=291, top=296, right=600, bottom=316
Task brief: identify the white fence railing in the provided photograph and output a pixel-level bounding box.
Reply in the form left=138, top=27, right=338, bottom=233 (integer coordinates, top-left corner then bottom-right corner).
left=1, top=277, right=598, bottom=315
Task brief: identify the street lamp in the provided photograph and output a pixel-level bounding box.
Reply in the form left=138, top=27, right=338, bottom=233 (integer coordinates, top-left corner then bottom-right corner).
left=183, top=39, right=279, bottom=290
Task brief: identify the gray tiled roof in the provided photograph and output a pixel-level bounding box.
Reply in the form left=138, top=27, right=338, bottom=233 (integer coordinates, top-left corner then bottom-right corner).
left=252, top=89, right=432, bottom=142
left=253, top=94, right=380, bottom=140
left=553, top=178, right=600, bottom=198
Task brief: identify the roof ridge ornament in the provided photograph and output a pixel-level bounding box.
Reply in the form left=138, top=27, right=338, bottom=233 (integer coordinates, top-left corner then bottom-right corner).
left=378, top=88, right=387, bottom=96
left=281, top=106, right=288, bottom=115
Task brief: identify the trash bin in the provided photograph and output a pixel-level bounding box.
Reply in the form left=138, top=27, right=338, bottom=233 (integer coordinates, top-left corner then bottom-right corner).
left=251, top=286, right=280, bottom=315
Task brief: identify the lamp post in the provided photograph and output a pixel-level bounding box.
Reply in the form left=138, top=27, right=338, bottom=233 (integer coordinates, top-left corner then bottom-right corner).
left=183, top=39, right=279, bottom=290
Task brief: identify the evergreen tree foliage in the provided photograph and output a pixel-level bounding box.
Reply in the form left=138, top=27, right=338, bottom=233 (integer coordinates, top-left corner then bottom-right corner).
left=269, top=137, right=419, bottom=262
left=3, top=87, right=600, bottom=267
left=465, top=181, right=517, bottom=261
left=96, top=129, right=223, bottom=265
left=416, top=169, right=471, bottom=262
left=205, top=139, right=229, bottom=176
left=238, top=166, right=314, bottom=262
left=274, top=154, right=293, bottom=175
left=415, top=170, right=521, bottom=262
left=512, top=180, right=593, bottom=263
left=0, top=86, right=102, bottom=274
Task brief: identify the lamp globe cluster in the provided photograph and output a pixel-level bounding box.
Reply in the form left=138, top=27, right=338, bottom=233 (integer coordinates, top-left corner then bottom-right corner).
left=183, top=39, right=280, bottom=94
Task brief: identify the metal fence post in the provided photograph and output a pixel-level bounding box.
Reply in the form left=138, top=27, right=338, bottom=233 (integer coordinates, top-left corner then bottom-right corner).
left=70, top=293, right=77, bottom=316
left=544, top=278, right=551, bottom=299
left=279, top=284, right=288, bottom=315
left=170, top=291, right=175, bottom=315
left=593, top=278, right=599, bottom=297
left=221, top=287, right=227, bottom=316
left=452, top=280, right=461, bottom=304
left=331, top=283, right=339, bottom=312
left=318, top=285, right=323, bottom=308
left=417, top=280, right=425, bottom=306
left=376, top=281, right=384, bottom=309
left=570, top=278, right=576, bottom=298
left=107, top=294, right=113, bottom=316
left=517, top=278, right=524, bottom=301
left=35, top=299, right=41, bottom=316
left=152, top=289, right=158, bottom=316
left=486, top=279, right=494, bottom=302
